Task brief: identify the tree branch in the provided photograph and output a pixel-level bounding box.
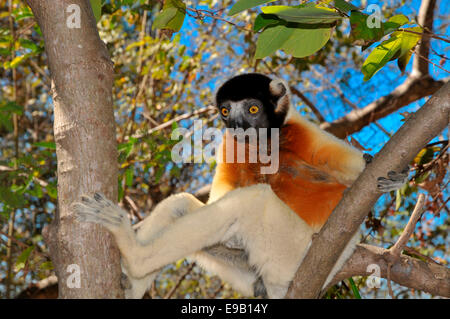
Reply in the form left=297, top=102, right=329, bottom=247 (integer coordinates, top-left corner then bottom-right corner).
left=328, top=244, right=450, bottom=298
left=320, top=75, right=446, bottom=138
left=286, top=81, right=449, bottom=298
left=389, top=194, right=425, bottom=258
left=412, top=0, right=436, bottom=76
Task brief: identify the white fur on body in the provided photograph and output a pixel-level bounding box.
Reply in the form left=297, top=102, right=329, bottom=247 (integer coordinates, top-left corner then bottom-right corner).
left=74, top=182, right=360, bottom=299
left=75, top=186, right=314, bottom=298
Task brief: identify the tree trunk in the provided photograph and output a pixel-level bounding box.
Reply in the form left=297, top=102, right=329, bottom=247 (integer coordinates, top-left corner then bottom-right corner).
left=26, top=0, right=123, bottom=298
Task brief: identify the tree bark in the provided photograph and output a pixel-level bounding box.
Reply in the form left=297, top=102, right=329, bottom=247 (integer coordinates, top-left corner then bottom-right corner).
left=26, top=0, right=123, bottom=298
left=286, top=81, right=449, bottom=298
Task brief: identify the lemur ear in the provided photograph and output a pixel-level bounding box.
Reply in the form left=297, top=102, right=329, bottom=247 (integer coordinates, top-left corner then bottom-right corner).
left=269, top=77, right=291, bottom=117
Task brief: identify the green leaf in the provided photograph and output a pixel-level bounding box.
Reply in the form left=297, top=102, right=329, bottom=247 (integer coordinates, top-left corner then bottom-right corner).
left=46, top=184, right=58, bottom=199
left=350, top=11, right=384, bottom=46
left=0, top=187, right=25, bottom=208
left=394, top=26, right=422, bottom=57
left=255, top=22, right=332, bottom=59
left=0, top=101, right=23, bottom=115
left=0, top=47, right=11, bottom=56
left=397, top=50, right=412, bottom=73
left=333, top=0, right=360, bottom=12
left=383, top=14, right=409, bottom=35
left=14, top=7, right=34, bottom=22
left=4, top=53, right=32, bottom=69
left=154, top=166, right=165, bottom=183
left=153, top=8, right=178, bottom=29
left=261, top=6, right=342, bottom=24
left=280, top=26, right=332, bottom=58
left=39, top=261, right=54, bottom=270
left=15, top=246, right=34, bottom=271
left=362, top=35, right=402, bottom=81
left=33, top=141, right=56, bottom=150
left=255, top=24, right=294, bottom=59
left=228, top=0, right=276, bottom=16
left=125, top=167, right=134, bottom=187
left=89, top=0, right=102, bottom=22
left=348, top=277, right=361, bottom=299
left=362, top=26, right=422, bottom=79
left=18, top=38, right=40, bottom=53
left=118, top=179, right=124, bottom=202
left=152, top=0, right=186, bottom=32
left=253, top=13, right=281, bottom=32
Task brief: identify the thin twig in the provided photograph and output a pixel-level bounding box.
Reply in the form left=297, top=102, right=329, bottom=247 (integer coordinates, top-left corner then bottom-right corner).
left=132, top=105, right=216, bottom=139
left=0, top=230, right=50, bottom=259
left=186, top=7, right=253, bottom=33
left=0, top=165, right=49, bottom=187
left=399, top=28, right=450, bottom=44
left=390, top=193, right=426, bottom=257
left=414, top=49, right=450, bottom=74
left=387, top=263, right=395, bottom=298
left=434, top=197, right=450, bottom=216
left=311, top=68, right=391, bottom=137
left=124, top=195, right=143, bottom=221
left=164, top=262, right=196, bottom=299
left=290, top=86, right=327, bottom=123
left=403, top=246, right=442, bottom=266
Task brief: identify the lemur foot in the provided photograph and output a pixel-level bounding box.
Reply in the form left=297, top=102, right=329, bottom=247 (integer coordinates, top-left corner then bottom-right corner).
left=377, top=167, right=410, bottom=192
left=253, top=276, right=268, bottom=298
left=72, top=192, right=132, bottom=234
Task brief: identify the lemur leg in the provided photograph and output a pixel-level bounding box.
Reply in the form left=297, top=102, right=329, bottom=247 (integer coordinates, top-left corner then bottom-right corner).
left=120, top=197, right=193, bottom=300
left=73, top=191, right=260, bottom=297
left=132, top=192, right=260, bottom=297
left=74, top=184, right=313, bottom=298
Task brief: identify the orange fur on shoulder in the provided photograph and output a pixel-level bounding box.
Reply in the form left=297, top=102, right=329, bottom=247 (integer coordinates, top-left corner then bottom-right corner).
left=212, top=119, right=351, bottom=229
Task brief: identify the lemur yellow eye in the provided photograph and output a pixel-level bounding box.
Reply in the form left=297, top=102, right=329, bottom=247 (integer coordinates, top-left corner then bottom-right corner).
left=249, top=105, right=259, bottom=114
left=221, top=107, right=229, bottom=116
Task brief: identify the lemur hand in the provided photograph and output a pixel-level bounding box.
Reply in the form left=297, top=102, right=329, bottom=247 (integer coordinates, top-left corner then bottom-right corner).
left=377, top=166, right=410, bottom=192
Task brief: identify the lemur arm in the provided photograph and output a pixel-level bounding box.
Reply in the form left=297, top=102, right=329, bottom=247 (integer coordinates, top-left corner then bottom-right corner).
left=289, top=113, right=366, bottom=186
left=291, top=115, right=409, bottom=190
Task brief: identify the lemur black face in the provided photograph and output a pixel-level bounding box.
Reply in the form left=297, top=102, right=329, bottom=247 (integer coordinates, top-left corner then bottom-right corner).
left=215, top=73, right=288, bottom=130
left=219, top=98, right=271, bottom=130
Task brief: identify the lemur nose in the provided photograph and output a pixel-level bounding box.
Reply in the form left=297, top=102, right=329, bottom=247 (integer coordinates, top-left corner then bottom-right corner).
left=229, top=108, right=245, bottom=128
